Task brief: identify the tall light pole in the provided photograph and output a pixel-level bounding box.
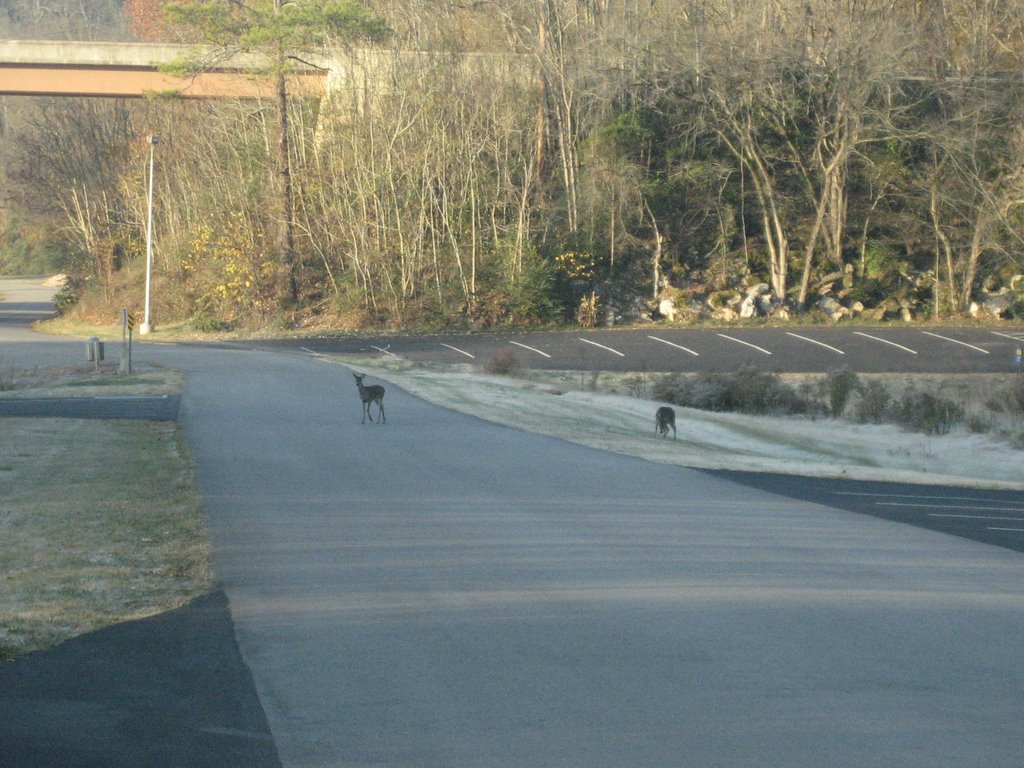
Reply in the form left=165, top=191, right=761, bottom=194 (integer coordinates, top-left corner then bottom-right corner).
left=140, top=134, right=159, bottom=335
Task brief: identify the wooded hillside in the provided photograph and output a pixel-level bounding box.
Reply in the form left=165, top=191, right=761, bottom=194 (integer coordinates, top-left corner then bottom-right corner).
left=3, top=0, right=1024, bottom=330
left=0, top=0, right=127, bottom=39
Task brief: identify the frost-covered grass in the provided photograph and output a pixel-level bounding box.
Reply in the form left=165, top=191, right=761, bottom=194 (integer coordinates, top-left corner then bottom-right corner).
left=0, top=367, right=211, bottom=661
left=339, top=358, right=1024, bottom=491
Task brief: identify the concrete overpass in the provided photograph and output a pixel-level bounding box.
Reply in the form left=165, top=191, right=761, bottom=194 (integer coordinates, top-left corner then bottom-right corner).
left=0, top=40, right=327, bottom=98
left=0, top=40, right=529, bottom=103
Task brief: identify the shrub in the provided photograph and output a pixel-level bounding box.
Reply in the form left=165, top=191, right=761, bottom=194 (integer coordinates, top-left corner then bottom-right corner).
left=825, top=368, right=860, bottom=419
left=188, top=313, right=235, bottom=333
left=892, top=388, right=963, bottom=435
left=653, top=366, right=808, bottom=415
left=624, top=373, right=649, bottom=398
left=652, top=372, right=693, bottom=405
left=854, top=380, right=892, bottom=424
left=577, top=291, right=599, bottom=328
left=984, top=377, right=1024, bottom=423
left=688, top=373, right=733, bottom=411
left=967, top=414, right=991, bottom=434
left=1010, top=377, right=1024, bottom=416
left=53, top=286, right=78, bottom=316
left=486, top=350, right=521, bottom=376
left=724, top=366, right=807, bottom=415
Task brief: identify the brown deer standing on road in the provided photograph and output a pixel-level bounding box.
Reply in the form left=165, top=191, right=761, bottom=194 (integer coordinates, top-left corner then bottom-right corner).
left=655, top=406, right=676, bottom=439
left=353, top=373, right=386, bottom=424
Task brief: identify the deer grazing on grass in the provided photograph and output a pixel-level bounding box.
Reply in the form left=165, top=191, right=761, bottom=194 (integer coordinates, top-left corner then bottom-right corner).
left=353, top=373, right=386, bottom=424
left=655, top=406, right=676, bottom=439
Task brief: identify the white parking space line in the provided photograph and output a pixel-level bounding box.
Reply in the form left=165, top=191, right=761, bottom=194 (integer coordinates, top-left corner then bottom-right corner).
left=991, top=331, right=1024, bottom=341
left=441, top=343, right=475, bottom=359
left=785, top=332, right=845, bottom=355
left=920, top=331, right=989, bottom=354
left=716, top=334, right=772, bottom=355
left=852, top=331, right=918, bottom=354
left=371, top=344, right=399, bottom=357
left=579, top=338, right=626, bottom=357
left=880, top=502, right=1024, bottom=513
left=300, top=347, right=323, bottom=357
left=647, top=335, right=700, bottom=356
left=835, top=491, right=1012, bottom=503
left=988, top=527, right=1024, bottom=533
left=928, top=514, right=1024, bottom=522
left=510, top=341, right=552, bottom=358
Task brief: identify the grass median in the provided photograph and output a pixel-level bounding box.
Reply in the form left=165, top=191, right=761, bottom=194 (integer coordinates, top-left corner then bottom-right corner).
left=0, top=365, right=213, bottom=662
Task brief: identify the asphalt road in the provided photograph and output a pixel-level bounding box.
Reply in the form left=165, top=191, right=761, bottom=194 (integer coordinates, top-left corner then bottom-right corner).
left=258, top=325, right=1024, bottom=374
left=0, top=276, right=81, bottom=369
left=711, top=470, right=1024, bottom=555
left=4, top=277, right=1024, bottom=767
left=171, top=345, right=1024, bottom=768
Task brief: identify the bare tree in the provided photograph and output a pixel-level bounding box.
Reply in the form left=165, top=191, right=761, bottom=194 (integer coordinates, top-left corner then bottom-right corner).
left=163, top=0, right=389, bottom=307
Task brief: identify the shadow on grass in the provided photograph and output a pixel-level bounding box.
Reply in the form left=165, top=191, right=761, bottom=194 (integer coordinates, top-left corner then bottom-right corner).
left=0, top=590, right=281, bottom=768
